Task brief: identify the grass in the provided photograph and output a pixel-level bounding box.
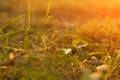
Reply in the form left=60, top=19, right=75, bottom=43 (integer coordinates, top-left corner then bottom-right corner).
left=0, top=1, right=120, bottom=80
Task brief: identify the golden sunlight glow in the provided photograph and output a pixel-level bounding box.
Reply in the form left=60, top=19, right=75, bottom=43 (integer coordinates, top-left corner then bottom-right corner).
left=28, top=0, right=120, bottom=18
left=30, top=0, right=120, bottom=8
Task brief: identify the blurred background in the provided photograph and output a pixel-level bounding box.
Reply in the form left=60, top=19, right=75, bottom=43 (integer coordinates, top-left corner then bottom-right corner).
left=1, top=0, right=120, bottom=26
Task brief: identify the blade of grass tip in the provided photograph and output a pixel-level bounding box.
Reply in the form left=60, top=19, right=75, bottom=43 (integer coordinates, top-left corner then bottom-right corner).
left=27, top=0, right=31, bottom=31
left=43, top=16, right=52, bottom=25
left=43, top=0, right=52, bottom=25
left=1, top=14, right=26, bottom=30
left=46, top=0, right=51, bottom=18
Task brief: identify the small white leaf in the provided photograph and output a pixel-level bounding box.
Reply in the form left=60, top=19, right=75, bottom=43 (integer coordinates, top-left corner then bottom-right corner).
left=62, top=48, right=72, bottom=54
